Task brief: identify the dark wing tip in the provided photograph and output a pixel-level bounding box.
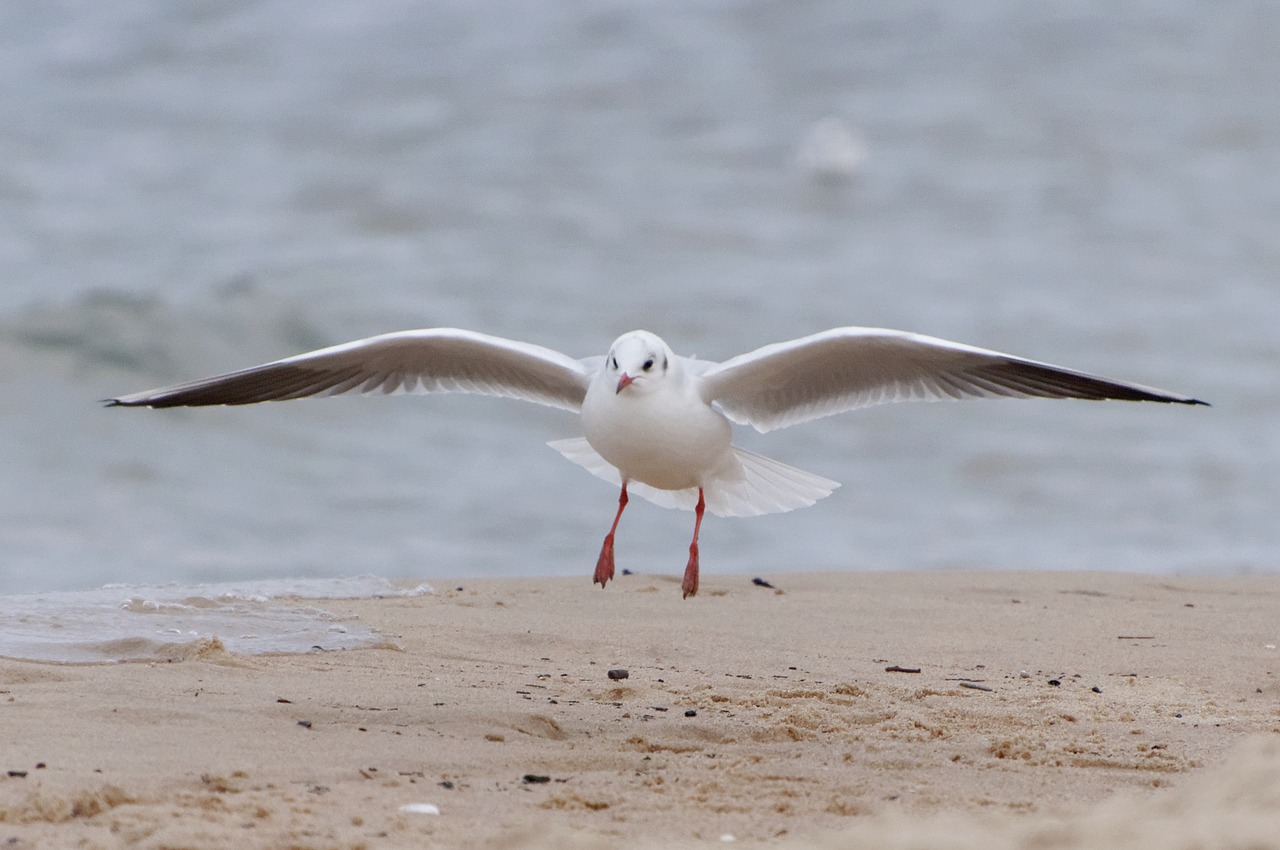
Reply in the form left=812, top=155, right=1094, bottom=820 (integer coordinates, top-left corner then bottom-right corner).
left=1127, top=390, right=1209, bottom=406
left=103, top=395, right=163, bottom=408
left=1115, top=390, right=1211, bottom=406
left=975, top=361, right=1209, bottom=407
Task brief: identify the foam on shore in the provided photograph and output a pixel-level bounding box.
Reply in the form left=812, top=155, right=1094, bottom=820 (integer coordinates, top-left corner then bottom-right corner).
left=0, top=575, right=431, bottom=663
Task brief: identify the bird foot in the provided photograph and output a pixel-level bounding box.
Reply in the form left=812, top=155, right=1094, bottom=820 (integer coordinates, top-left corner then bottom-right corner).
left=594, top=535, right=616, bottom=588
left=681, top=544, right=699, bottom=599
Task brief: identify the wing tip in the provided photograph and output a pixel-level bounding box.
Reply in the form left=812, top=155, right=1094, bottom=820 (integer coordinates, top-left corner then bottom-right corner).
left=103, top=393, right=166, bottom=408
left=1124, top=391, right=1209, bottom=406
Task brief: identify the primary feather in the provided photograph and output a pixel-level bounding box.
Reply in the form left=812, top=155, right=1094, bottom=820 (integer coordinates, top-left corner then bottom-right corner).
left=698, top=327, right=1206, bottom=433
left=106, top=328, right=591, bottom=413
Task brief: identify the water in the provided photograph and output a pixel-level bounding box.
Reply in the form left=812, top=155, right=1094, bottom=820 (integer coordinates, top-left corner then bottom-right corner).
left=1, top=1, right=1277, bottom=658
left=0, top=576, right=431, bottom=663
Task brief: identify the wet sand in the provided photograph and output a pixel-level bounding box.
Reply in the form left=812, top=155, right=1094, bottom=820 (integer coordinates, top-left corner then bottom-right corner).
left=2, top=570, right=1278, bottom=848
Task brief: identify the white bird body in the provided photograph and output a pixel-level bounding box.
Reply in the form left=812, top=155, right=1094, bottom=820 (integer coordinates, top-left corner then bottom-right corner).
left=581, top=332, right=731, bottom=492
left=108, top=326, right=1207, bottom=597
left=565, top=330, right=839, bottom=521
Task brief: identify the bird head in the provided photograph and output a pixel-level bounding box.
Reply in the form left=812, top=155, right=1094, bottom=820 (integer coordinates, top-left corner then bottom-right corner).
left=605, top=331, right=672, bottom=395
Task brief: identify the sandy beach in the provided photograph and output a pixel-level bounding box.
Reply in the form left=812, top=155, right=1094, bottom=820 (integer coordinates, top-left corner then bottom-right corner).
left=2, top=569, right=1278, bottom=849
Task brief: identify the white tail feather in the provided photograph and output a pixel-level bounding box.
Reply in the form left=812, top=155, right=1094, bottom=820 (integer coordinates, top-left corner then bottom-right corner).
left=547, top=437, right=839, bottom=518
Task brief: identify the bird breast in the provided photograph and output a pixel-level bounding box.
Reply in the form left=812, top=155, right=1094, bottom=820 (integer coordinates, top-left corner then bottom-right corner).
left=580, top=380, right=733, bottom=492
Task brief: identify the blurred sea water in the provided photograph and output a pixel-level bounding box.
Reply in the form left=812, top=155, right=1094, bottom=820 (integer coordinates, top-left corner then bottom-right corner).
left=1, top=0, right=1276, bottom=625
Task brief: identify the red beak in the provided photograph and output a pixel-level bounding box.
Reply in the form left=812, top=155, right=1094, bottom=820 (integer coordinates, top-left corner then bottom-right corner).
left=616, top=373, right=635, bottom=394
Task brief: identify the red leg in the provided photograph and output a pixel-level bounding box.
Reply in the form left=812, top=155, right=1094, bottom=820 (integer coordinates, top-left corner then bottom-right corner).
left=594, top=482, right=629, bottom=589
left=682, top=488, right=705, bottom=599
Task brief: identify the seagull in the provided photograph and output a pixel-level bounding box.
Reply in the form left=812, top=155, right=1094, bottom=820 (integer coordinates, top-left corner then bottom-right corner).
left=107, top=327, right=1207, bottom=598
left=796, top=116, right=869, bottom=182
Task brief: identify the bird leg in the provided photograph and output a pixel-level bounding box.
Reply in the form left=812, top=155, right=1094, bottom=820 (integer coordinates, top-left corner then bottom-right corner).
left=682, top=488, right=706, bottom=599
left=594, top=481, right=629, bottom=589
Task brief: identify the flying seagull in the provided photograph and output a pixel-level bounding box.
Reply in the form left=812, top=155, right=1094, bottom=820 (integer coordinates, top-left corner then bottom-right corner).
left=107, top=327, right=1207, bottom=598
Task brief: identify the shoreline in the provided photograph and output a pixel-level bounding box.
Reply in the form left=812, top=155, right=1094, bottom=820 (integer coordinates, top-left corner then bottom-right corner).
left=2, top=569, right=1277, bottom=848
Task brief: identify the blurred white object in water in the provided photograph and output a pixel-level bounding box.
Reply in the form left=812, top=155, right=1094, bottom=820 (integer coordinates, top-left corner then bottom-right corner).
left=796, top=116, right=868, bottom=182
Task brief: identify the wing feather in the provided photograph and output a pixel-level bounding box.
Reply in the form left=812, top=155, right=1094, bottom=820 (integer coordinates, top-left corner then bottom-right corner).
left=106, top=328, right=591, bottom=412
left=699, top=328, right=1207, bottom=433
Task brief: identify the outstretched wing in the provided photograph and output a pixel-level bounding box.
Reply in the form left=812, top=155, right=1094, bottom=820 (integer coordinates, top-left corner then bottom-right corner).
left=107, top=328, right=592, bottom=413
left=698, top=327, right=1207, bottom=433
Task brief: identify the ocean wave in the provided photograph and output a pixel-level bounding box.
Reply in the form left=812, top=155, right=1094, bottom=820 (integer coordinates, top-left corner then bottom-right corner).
left=0, top=284, right=336, bottom=381
left=0, top=575, right=432, bottom=663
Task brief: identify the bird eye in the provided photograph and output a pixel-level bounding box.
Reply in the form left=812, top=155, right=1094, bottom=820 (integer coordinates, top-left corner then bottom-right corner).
left=610, top=356, right=618, bottom=370
left=642, top=358, right=654, bottom=372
